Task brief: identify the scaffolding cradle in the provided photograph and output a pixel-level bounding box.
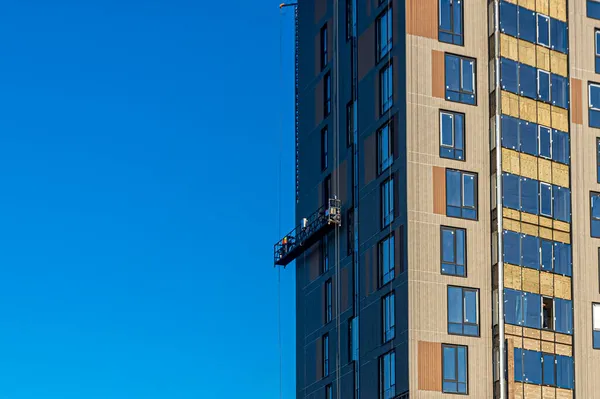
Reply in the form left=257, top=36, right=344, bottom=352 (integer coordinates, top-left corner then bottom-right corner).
left=274, top=198, right=342, bottom=267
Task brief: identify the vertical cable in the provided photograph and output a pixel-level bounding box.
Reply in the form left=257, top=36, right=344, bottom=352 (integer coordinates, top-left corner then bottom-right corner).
left=278, top=8, right=284, bottom=399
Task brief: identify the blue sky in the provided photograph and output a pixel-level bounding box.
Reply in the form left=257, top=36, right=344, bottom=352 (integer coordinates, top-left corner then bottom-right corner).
left=0, top=1, right=296, bottom=398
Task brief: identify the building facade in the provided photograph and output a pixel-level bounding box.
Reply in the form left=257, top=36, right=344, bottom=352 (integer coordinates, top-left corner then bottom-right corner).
left=276, top=0, right=600, bottom=398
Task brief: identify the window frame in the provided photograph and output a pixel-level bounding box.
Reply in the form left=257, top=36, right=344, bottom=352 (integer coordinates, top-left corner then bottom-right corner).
left=380, top=61, right=394, bottom=115
left=597, top=138, right=600, bottom=183
left=378, top=120, right=393, bottom=174
left=321, top=233, right=329, bottom=273
left=322, top=334, right=329, bottom=378
left=325, top=279, right=332, bottom=324
left=320, top=24, right=328, bottom=70
left=439, top=110, right=466, bottom=161
left=380, top=350, right=396, bottom=399
left=347, top=102, right=354, bottom=148
left=591, top=192, right=600, bottom=238
left=596, top=30, right=600, bottom=74
left=442, top=344, right=469, bottom=394
left=324, top=72, right=331, bottom=118
left=540, top=182, right=553, bottom=217
left=382, top=292, right=395, bottom=343
left=589, top=82, right=600, bottom=128
left=321, top=126, right=328, bottom=171
left=593, top=303, right=600, bottom=349
left=438, top=0, right=464, bottom=46
left=381, top=176, right=395, bottom=228
left=538, top=125, right=552, bottom=160
left=379, top=233, right=396, bottom=286
left=446, top=169, right=479, bottom=220
left=376, top=6, right=393, bottom=61
left=447, top=285, right=480, bottom=337
left=537, top=69, right=551, bottom=102
left=536, top=13, right=551, bottom=48
left=440, top=226, right=467, bottom=277
left=444, top=53, right=477, bottom=105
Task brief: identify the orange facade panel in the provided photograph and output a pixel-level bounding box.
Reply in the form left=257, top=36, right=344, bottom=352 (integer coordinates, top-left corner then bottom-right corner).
left=433, top=166, right=446, bottom=215
left=571, top=78, right=583, bottom=125
left=432, top=50, right=445, bottom=99
left=407, top=0, right=437, bottom=39
left=418, top=341, right=442, bottom=391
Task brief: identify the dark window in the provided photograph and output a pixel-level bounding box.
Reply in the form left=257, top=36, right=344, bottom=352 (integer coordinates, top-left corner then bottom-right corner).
left=520, top=120, right=538, bottom=156
left=556, top=355, right=574, bottom=389
left=440, top=111, right=465, bottom=160
left=445, top=54, right=476, bottom=105
left=326, top=385, right=332, bottom=399
left=597, top=139, right=600, bottom=183
left=347, top=209, right=354, bottom=256
left=323, top=175, right=331, bottom=206
left=505, top=288, right=524, bottom=326
left=346, top=0, right=353, bottom=40
left=519, top=63, right=537, bottom=99
left=537, top=69, right=551, bottom=102
left=553, top=185, right=571, bottom=223
left=382, top=177, right=394, bottom=228
left=324, top=73, right=331, bottom=117
left=596, top=31, right=600, bottom=74
left=515, top=348, right=542, bottom=384
left=442, top=344, right=468, bottom=394
left=519, top=8, right=536, bottom=43
left=499, top=1, right=518, bottom=37
left=441, top=226, right=466, bottom=277
left=347, top=102, right=354, bottom=147
left=537, top=14, right=550, bottom=47
left=541, top=239, right=553, bottom=272
left=321, top=127, right=328, bottom=170
left=593, top=303, right=600, bottom=349
left=543, top=353, right=555, bottom=386
left=322, top=234, right=329, bottom=273
left=538, top=125, right=552, bottom=159
left=350, top=317, right=358, bottom=361
left=553, top=129, right=570, bottom=164
left=555, top=298, right=573, bottom=335
left=439, top=0, right=463, bottom=45
left=380, top=234, right=395, bottom=285
left=503, top=289, right=541, bottom=329
left=378, top=121, right=393, bottom=173
left=325, top=279, right=332, bottom=323
left=448, top=286, right=479, bottom=336
left=552, top=74, right=569, bottom=109
left=380, top=351, right=396, bottom=399
left=524, top=292, right=541, bottom=329
left=521, top=177, right=538, bottom=215
left=589, top=0, right=600, bottom=20
left=321, top=24, right=328, bottom=70
left=446, top=169, right=478, bottom=220
left=323, top=334, right=329, bottom=377
left=383, top=292, right=395, bottom=342
left=502, top=173, right=520, bottom=211
left=551, top=18, right=568, bottom=53
left=377, top=7, right=393, bottom=60
left=542, top=297, right=554, bottom=330
left=380, top=63, right=393, bottom=114
left=540, top=182, right=553, bottom=217
left=521, top=234, right=540, bottom=270
left=501, top=115, right=519, bottom=150
left=500, top=58, right=518, bottom=94
left=589, top=83, right=600, bottom=128
left=554, top=241, right=572, bottom=276
left=593, top=193, right=600, bottom=237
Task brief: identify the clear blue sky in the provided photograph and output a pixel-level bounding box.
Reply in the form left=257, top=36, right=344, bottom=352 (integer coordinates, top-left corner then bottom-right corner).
left=0, top=1, right=296, bottom=398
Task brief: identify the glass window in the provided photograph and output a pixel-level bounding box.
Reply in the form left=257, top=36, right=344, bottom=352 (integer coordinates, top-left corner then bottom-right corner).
left=346, top=102, right=354, bottom=147
left=377, top=7, right=393, bottom=60
left=324, top=73, right=331, bottom=117
left=593, top=303, right=600, bottom=349
left=378, top=122, right=392, bottom=174
left=596, top=31, right=600, bottom=74
left=346, top=0, right=352, bottom=40
left=350, top=317, right=358, bottom=361
left=590, top=0, right=600, bottom=20
left=502, top=115, right=519, bottom=150
left=442, top=345, right=468, bottom=394
left=380, top=63, right=393, bottom=115
left=322, top=234, right=329, bottom=272
left=540, top=182, right=553, bottom=217
left=445, top=54, right=476, bottom=105
left=500, top=1, right=518, bottom=37
left=439, top=0, right=463, bottom=45
left=326, top=385, right=332, bottom=399
left=551, top=18, right=568, bottom=54
left=504, top=288, right=523, bottom=326
left=503, top=173, right=520, bottom=211
left=556, top=355, right=574, bottom=389
left=446, top=169, right=478, bottom=220
left=518, top=7, right=536, bottom=43
left=323, top=334, right=329, bottom=377
left=501, top=57, right=518, bottom=94
left=522, top=349, right=542, bottom=385
left=597, top=138, right=600, bottom=183
left=380, top=351, right=396, bottom=399
left=514, top=348, right=524, bottom=382
left=326, top=279, right=332, bottom=323
left=380, top=234, right=395, bottom=285
left=521, top=234, right=540, bottom=270
left=589, top=83, right=600, bottom=128
left=520, top=63, right=537, bottom=99
left=321, top=24, right=328, bottom=70
left=440, top=111, right=465, bottom=160
left=540, top=239, right=553, bottom=272
left=543, top=353, right=555, bottom=386
left=523, top=292, right=541, bottom=329
left=321, top=127, right=328, bottom=170
left=552, top=74, right=569, bottom=109
left=521, top=177, right=539, bottom=215
left=448, top=286, right=479, bottom=336
left=503, top=231, right=521, bottom=266
left=537, top=14, right=550, bottom=47
left=382, top=177, right=394, bottom=228
left=383, top=292, right=395, bottom=342
left=441, top=226, right=466, bottom=276
left=553, top=129, right=570, bottom=165
left=553, top=185, right=571, bottom=223
left=520, top=120, right=538, bottom=156
left=542, top=297, right=554, bottom=330
left=538, top=126, right=552, bottom=159
left=555, top=298, right=573, bottom=335
left=538, top=69, right=551, bottom=102
left=593, top=193, right=600, bottom=237
left=554, top=241, right=572, bottom=276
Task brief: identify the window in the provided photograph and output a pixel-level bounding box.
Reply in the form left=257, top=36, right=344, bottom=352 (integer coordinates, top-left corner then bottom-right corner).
left=321, top=127, right=328, bottom=170
left=517, top=349, right=574, bottom=389
left=542, top=297, right=554, bottom=330
left=500, top=58, right=518, bottom=94
left=500, top=1, right=518, bottom=37
left=543, top=353, right=555, bottom=386
left=553, top=129, right=570, bottom=165
left=519, top=63, right=537, bottom=99
left=446, top=169, right=477, bottom=220
left=589, top=83, right=600, bottom=128
left=593, top=193, right=600, bottom=237
left=597, top=138, right=600, bottom=183
left=382, top=177, right=394, bottom=228
left=537, top=14, right=550, bottom=47
left=378, top=121, right=393, bottom=173
left=596, top=31, right=600, bottom=74
left=346, top=0, right=352, bottom=40
left=442, top=344, right=468, bottom=394
left=505, top=288, right=523, bottom=325
left=504, top=289, right=542, bottom=329
left=555, top=298, right=573, bottom=334
left=322, top=234, right=329, bottom=272
left=383, top=292, right=395, bottom=342
left=347, top=209, right=354, bottom=256
left=440, top=111, right=465, bottom=160
left=514, top=348, right=542, bottom=384
left=347, top=102, right=354, bottom=147
left=589, top=0, right=600, bottom=20
left=323, top=334, right=329, bottom=377
left=552, top=74, right=568, bottom=109
left=325, top=279, right=332, bottom=324
left=553, top=185, right=571, bottom=223
left=377, top=7, right=392, bottom=60
left=326, top=385, right=332, bottom=399
left=538, top=69, right=551, bottom=102
left=441, top=226, right=466, bottom=277
left=445, top=54, right=476, bottom=105
left=524, top=292, right=541, bottom=329
left=520, top=120, right=538, bottom=156
left=321, top=24, right=328, bottom=70
left=380, top=63, right=393, bottom=114
left=538, top=126, right=552, bottom=159
left=593, top=303, right=600, bottom=349
left=551, top=19, right=568, bottom=53
left=448, top=286, right=479, bottom=336
left=556, top=355, right=574, bottom=389
left=439, top=0, right=463, bottom=45
left=540, top=182, right=553, bottom=217
left=380, top=234, right=395, bottom=285
left=380, top=351, right=396, bottom=399
left=323, top=175, right=331, bottom=206
left=349, top=317, right=358, bottom=361
left=541, top=239, right=553, bottom=272
left=324, top=73, right=331, bottom=117
left=519, top=8, right=536, bottom=43
left=554, top=241, right=572, bottom=276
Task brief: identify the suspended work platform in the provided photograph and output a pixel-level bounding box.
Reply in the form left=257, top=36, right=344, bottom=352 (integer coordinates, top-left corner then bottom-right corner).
left=274, top=198, right=342, bottom=267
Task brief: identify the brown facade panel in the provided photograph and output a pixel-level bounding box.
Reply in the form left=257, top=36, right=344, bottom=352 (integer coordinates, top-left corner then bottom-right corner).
left=315, top=337, right=323, bottom=381
left=341, top=266, right=350, bottom=312
left=432, top=166, right=446, bottom=215
left=363, top=133, right=376, bottom=187
left=309, top=245, right=321, bottom=282
left=357, top=24, right=375, bottom=82
left=571, top=78, right=583, bottom=125
left=315, top=79, right=324, bottom=128
left=406, top=0, right=437, bottom=39
left=431, top=50, right=445, bottom=99
left=417, top=341, right=442, bottom=392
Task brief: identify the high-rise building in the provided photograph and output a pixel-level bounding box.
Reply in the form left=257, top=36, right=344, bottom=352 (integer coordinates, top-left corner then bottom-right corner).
left=274, top=0, right=600, bottom=398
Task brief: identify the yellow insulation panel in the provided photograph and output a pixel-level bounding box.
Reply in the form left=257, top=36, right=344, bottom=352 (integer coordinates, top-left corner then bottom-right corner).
left=553, top=230, right=570, bottom=244
left=554, top=275, right=572, bottom=300
left=552, top=162, right=569, bottom=188
left=536, top=0, right=549, bottom=14
left=539, top=227, right=553, bottom=240
left=552, top=106, right=569, bottom=132
left=555, top=343, right=572, bottom=356
left=540, top=272, right=554, bottom=296
left=523, top=338, right=541, bottom=351
left=521, top=222, right=538, bottom=237
left=541, top=340, right=554, bottom=354
left=519, top=40, right=537, bottom=67
left=553, top=220, right=570, bottom=233
left=501, top=34, right=519, bottom=61
left=519, top=0, right=536, bottom=11
left=524, top=327, right=541, bottom=339
left=522, top=267, right=540, bottom=294
left=538, top=158, right=552, bottom=184
left=521, top=212, right=538, bottom=225
left=550, top=51, right=568, bottom=77
left=536, top=46, right=550, bottom=71
left=503, top=148, right=521, bottom=175
left=537, top=102, right=552, bottom=127
left=549, top=0, right=567, bottom=21
left=505, top=264, right=523, bottom=290
left=555, top=333, right=572, bottom=345
left=502, top=91, right=521, bottom=118
left=520, top=97, right=538, bottom=123
left=520, top=153, right=538, bottom=180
